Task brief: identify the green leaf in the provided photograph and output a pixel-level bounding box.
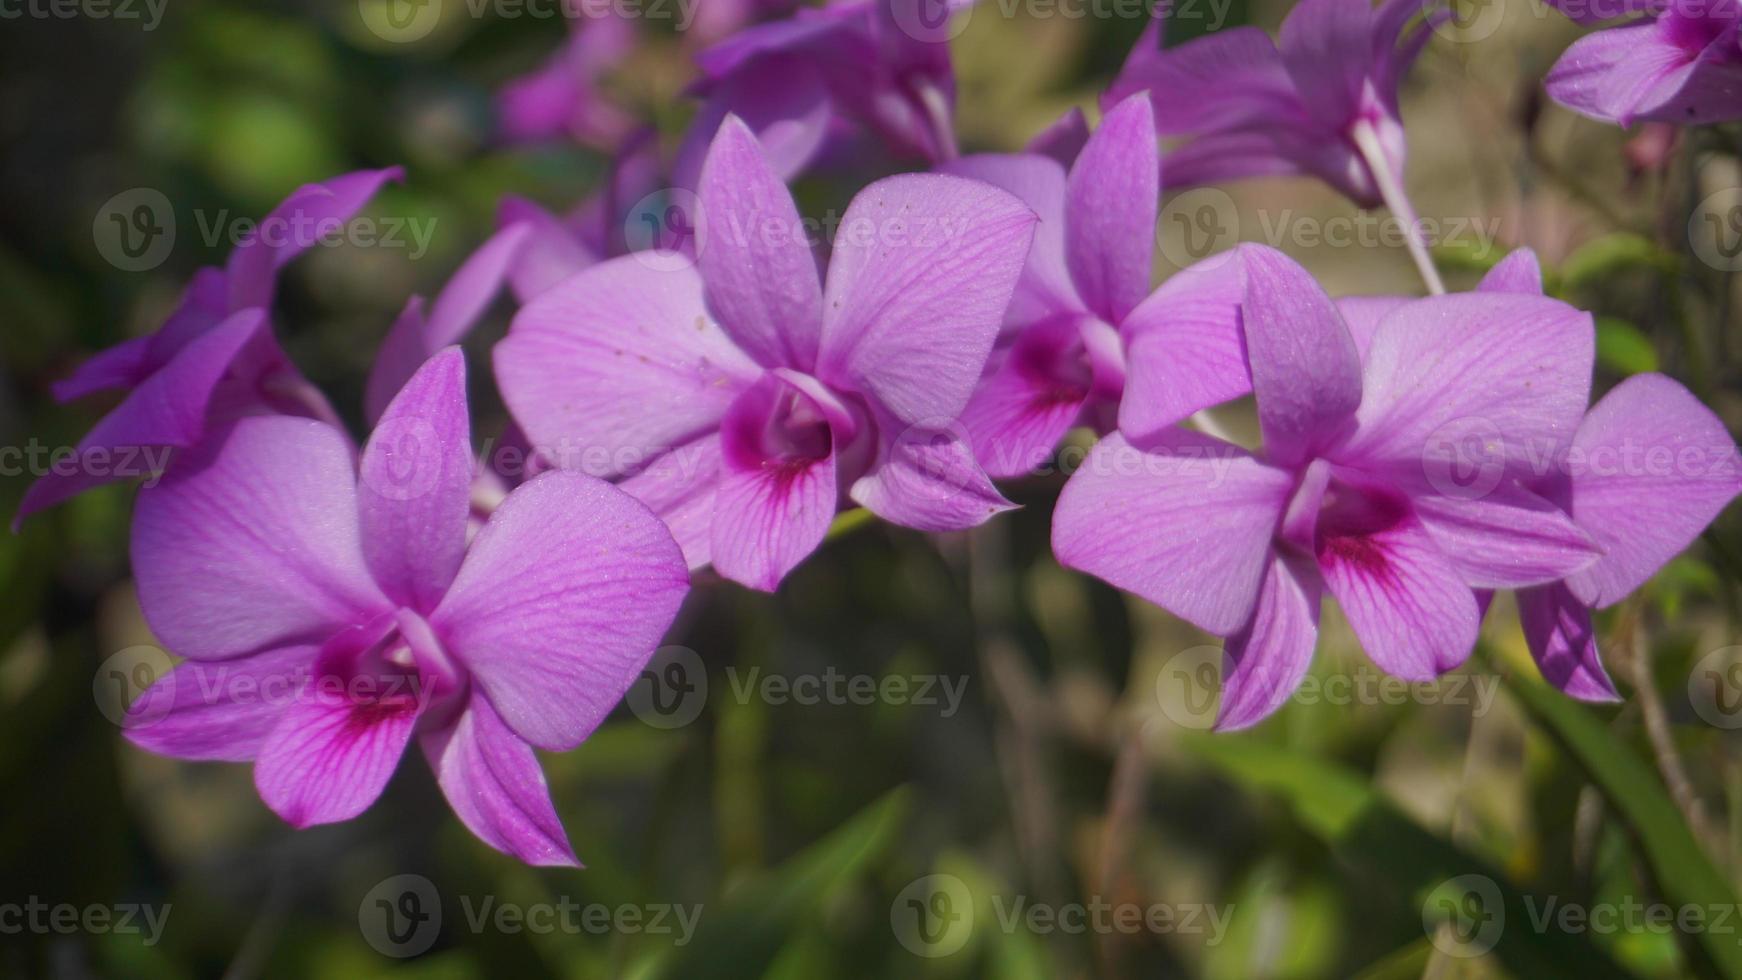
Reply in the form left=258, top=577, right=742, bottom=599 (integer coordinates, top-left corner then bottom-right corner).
left=1595, top=317, right=1660, bottom=375
left=644, top=788, right=912, bottom=980
left=1560, top=234, right=1681, bottom=292
left=1490, top=648, right=1742, bottom=979
left=1185, top=734, right=1637, bottom=979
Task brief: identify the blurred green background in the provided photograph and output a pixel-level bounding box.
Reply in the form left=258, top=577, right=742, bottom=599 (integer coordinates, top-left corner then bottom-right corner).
left=5, top=1, right=1742, bottom=977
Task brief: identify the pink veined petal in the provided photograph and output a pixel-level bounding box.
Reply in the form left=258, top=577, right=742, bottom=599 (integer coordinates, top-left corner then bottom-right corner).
left=957, top=315, right=1090, bottom=478
left=1217, top=555, right=1322, bottom=731
left=1564, top=373, right=1742, bottom=607
left=1476, top=247, right=1544, bottom=295
left=421, top=693, right=579, bottom=868
left=1342, top=292, right=1594, bottom=477
left=618, top=433, right=725, bottom=571
left=253, top=660, right=426, bottom=828
left=496, top=256, right=762, bottom=479
left=358, top=349, right=476, bottom=613
left=1052, top=429, right=1293, bottom=635
left=132, top=416, right=390, bottom=661
left=849, top=405, right=1015, bottom=532
left=16, top=310, right=272, bottom=525
left=1278, top=0, right=1377, bottom=125
left=817, top=173, right=1037, bottom=425
left=1118, top=249, right=1251, bottom=442
left=1518, top=583, right=1621, bottom=702
left=937, top=153, right=1081, bottom=328
left=1065, top=93, right=1159, bottom=325
left=225, top=168, right=404, bottom=311
left=1026, top=106, right=1090, bottom=167
left=1238, top=245, right=1363, bottom=467
left=697, top=116, right=826, bottom=370
left=1334, top=296, right=1410, bottom=362
left=498, top=195, right=601, bottom=304
left=123, top=645, right=320, bottom=761
left=1316, top=502, right=1479, bottom=680
left=363, top=223, right=532, bottom=424
left=1410, top=480, right=1602, bottom=588
left=431, top=472, right=689, bottom=750
left=711, top=449, right=837, bottom=591
left=1545, top=21, right=1693, bottom=126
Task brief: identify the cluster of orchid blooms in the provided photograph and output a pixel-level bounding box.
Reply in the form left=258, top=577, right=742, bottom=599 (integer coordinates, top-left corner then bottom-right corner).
left=24, top=0, right=1742, bottom=866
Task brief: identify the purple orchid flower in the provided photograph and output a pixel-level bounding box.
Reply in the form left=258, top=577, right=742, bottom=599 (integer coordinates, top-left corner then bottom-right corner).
left=673, top=0, right=974, bottom=188
left=496, top=116, right=1036, bottom=590
left=17, top=168, right=402, bottom=524
left=941, top=93, right=1252, bottom=478
left=1053, top=246, right=1607, bottom=730
left=1544, top=0, right=1742, bottom=126
left=1104, top=0, right=1442, bottom=210
left=124, top=348, right=689, bottom=866
left=497, top=14, right=638, bottom=149
left=1400, top=249, right=1741, bottom=699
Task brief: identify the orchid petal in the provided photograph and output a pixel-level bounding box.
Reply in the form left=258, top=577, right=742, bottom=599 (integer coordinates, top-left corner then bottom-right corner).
left=1217, top=556, right=1321, bottom=731
left=1065, top=93, right=1158, bottom=324
left=358, top=349, right=475, bottom=613
left=1565, top=373, right=1742, bottom=607
left=697, top=116, right=826, bottom=370
left=818, top=174, right=1037, bottom=424
left=422, top=694, right=579, bottom=867
left=497, top=256, right=761, bottom=479
left=432, top=472, right=689, bottom=750
left=1053, top=430, right=1292, bottom=635
left=132, top=416, right=388, bottom=661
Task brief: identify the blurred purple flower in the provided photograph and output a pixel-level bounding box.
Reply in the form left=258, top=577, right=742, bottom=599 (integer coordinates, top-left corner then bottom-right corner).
left=125, top=349, right=689, bottom=866
left=1054, top=246, right=1606, bottom=729
left=493, top=128, right=667, bottom=305
left=674, top=0, right=975, bottom=187
left=497, top=14, right=638, bottom=148
left=1105, top=0, right=1442, bottom=208
left=1544, top=0, right=1742, bottom=126
left=496, top=117, right=1035, bottom=590
left=17, top=168, right=401, bottom=524
left=941, top=94, right=1253, bottom=478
